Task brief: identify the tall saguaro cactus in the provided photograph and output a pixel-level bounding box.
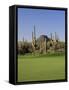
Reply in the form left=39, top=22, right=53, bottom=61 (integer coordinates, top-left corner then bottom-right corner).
left=32, top=25, right=36, bottom=53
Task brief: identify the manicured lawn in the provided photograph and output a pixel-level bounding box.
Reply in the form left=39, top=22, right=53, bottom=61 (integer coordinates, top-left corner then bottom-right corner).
left=18, top=54, right=65, bottom=82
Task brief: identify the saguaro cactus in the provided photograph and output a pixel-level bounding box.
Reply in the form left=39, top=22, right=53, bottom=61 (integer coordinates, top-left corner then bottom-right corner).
left=32, top=25, right=36, bottom=52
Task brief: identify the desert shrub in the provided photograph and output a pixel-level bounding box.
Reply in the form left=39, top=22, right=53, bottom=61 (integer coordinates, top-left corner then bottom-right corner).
left=18, top=41, right=33, bottom=55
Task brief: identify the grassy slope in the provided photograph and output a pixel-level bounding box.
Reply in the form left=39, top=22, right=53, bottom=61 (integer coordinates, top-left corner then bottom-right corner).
left=18, top=55, right=65, bottom=82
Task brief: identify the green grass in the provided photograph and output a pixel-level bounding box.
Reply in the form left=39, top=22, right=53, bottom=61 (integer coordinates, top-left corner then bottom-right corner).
left=18, top=54, right=65, bottom=82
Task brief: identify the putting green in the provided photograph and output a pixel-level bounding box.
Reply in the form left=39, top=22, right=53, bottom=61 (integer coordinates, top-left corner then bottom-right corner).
left=17, top=55, right=65, bottom=82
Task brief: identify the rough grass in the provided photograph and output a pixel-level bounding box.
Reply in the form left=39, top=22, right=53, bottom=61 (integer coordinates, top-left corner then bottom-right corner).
left=18, top=54, right=65, bottom=82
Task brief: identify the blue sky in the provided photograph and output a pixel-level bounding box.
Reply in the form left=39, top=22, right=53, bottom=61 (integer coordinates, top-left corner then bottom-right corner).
left=18, top=8, right=65, bottom=41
